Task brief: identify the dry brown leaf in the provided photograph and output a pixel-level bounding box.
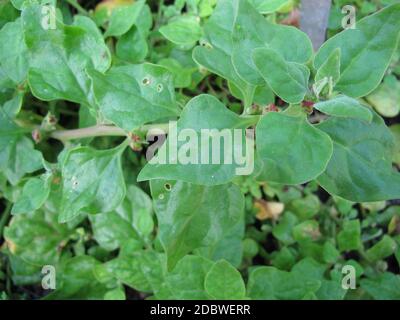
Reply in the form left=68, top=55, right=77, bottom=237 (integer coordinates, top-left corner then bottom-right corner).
left=255, top=199, right=284, bottom=221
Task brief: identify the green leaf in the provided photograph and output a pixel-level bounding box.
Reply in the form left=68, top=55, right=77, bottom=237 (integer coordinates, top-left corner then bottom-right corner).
left=0, top=65, right=14, bottom=91
left=159, top=58, right=194, bottom=88
left=232, top=0, right=313, bottom=85
left=315, top=48, right=341, bottom=85
left=160, top=15, right=202, bottom=47
left=59, top=145, right=126, bottom=223
left=361, top=272, right=400, bottom=300
left=114, top=2, right=152, bottom=63
left=88, top=63, right=179, bottom=131
left=104, top=0, right=148, bottom=37
left=290, top=194, right=320, bottom=220
left=2, top=91, right=24, bottom=117
left=116, top=26, right=148, bottom=64
left=272, top=212, right=298, bottom=245
left=90, top=185, right=153, bottom=251
left=4, top=210, right=72, bottom=266
left=10, top=0, right=30, bottom=10
left=249, top=0, right=290, bottom=14
left=195, top=220, right=244, bottom=267
left=156, top=255, right=213, bottom=299
left=292, top=220, right=320, bottom=242
left=247, top=265, right=321, bottom=299
left=314, top=95, right=373, bottom=122
left=104, top=288, right=125, bottom=300
left=198, top=0, right=217, bottom=17
left=7, top=254, right=41, bottom=286
left=322, top=241, right=340, bottom=264
left=0, top=1, right=19, bottom=28
left=192, top=0, right=257, bottom=107
left=291, top=258, right=346, bottom=300
left=366, top=75, right=400, bottom=118
left=150, top=180, right=244, bottom=269
left=22, top=4, right=111, bottom=106
left=256, top=112, right=333, bottom=185
left=45, top=256, right=111, bottom=300
left=314, top=4, right=400, bottom=97
left=271, top=247, right=296, bottom=270
left=0, top=18, right=28, bottom=84
left=105, top=250, right=167, bottom=293
left=11, top=174, right=51, bottom=215
left=316, top=113, right=400, bottom=202
left=0, top=109, right=43, bottom=185
left=138, top=94, right=255, bottom=185
left=337, top=219, right=361, bottom=252
left=253, top=48, right=310, bottom=103
left=253, top=84, right=275, bottom=105
left=366, top=235, right=397, bottom=261
left=204, top=260, right=246, bottom=299
left=391, top=124, right=400, bottom=165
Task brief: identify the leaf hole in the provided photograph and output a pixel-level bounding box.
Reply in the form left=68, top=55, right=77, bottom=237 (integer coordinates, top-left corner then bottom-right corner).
left=200, top=40, right=213, bottom=49
left=142, top=77, right=151, bottom=85
left=157, top=84, right=164, bottom=92
left=164, top=183, right=172, bottom=191
left=71, top=176, right=79, bottom=189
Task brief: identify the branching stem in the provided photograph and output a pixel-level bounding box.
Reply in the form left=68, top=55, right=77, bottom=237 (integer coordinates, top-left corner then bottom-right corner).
left=49, top=123, right=170, bottom=142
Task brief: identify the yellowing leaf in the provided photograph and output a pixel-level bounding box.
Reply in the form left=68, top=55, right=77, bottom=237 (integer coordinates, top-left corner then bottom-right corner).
left=95, top=0, right=135, bottom=16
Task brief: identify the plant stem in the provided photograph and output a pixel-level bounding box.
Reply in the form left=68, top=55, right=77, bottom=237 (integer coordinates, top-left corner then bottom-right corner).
left=65, top=0, right=88, bottom=16
left=50, top=125, right=126, bottom=141
left=0, top=202, right=12, bottom=239
left=155, top=0, right=165, bottom=29
left=50, top=123, right=170, bottom=142
left=49, top=115, right=260, bottom=142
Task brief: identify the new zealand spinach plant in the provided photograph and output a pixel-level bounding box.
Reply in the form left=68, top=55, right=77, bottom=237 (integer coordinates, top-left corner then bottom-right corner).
left=0, top=0, right=400, bottom=300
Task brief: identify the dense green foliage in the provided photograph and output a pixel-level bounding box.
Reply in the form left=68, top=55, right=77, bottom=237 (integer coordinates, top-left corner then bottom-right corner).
left=0, top=0, right=400, bottom=300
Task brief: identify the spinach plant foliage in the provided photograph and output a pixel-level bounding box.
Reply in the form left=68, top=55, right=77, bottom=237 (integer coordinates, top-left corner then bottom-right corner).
left=0, top=0, right=400, bottom=300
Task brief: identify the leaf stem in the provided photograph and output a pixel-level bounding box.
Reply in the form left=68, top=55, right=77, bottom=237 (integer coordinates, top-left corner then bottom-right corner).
left=65, top=0, right=89, bottom=16
left=0, top=202, right=12, bottom=239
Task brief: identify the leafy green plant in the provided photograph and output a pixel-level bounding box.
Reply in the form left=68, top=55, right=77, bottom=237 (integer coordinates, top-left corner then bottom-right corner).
left=0, top=0, right=400, bottom=300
